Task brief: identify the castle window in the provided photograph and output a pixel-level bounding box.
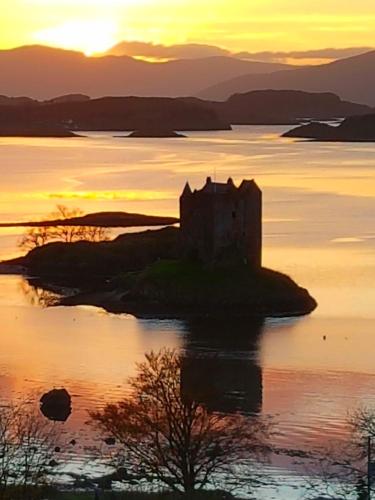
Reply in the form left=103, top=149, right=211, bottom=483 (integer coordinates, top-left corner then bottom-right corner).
left=232, top=211, right=237, bottom=219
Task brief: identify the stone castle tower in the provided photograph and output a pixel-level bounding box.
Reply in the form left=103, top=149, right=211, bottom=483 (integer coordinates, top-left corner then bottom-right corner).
left=180, top=177, right=262, bottom=267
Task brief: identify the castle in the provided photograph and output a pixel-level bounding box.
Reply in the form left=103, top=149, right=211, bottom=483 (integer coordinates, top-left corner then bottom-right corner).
left=180, top=177, right=262, bottom=268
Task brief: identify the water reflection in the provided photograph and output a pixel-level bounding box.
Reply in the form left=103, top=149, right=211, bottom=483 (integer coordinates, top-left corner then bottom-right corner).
left=18, top=277, right=265, bottom=417
left=20, top=278, right=63, bottom=307
left=182, top=318, right=264, bottom=414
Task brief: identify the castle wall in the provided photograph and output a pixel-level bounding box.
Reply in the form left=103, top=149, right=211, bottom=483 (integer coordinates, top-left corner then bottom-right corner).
left=180, top=193, right=215, bottom=262
left=180, top=178, right=262, bottom=267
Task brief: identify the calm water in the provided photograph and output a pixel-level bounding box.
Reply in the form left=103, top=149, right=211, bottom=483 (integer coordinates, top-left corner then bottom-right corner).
left=0, top=127, right=374, bottom=498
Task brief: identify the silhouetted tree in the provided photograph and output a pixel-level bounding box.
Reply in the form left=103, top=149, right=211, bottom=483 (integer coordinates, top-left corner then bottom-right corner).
left=304, top=407, right=375, bottom=499
left=91, top=348, right=270, bottom=494
left=0, top=401, right=60, bottom=499
left=19, top=205, right=110, bottom=250
left=19, top=227, right=50, bottom=250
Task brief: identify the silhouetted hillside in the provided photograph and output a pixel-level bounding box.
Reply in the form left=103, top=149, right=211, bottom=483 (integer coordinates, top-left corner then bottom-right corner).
left=199, top=50, right=375, bottom=105
left=0, top=95, right=37, bottom=106
left=45, top=94, right=90, bottom=104
left=213, top=90, right=370, bottom=124
left=0, top=45, right=290, bottom=100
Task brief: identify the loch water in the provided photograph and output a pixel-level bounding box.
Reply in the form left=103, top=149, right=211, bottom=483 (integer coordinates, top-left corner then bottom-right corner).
left=0, top=127, right=374, bottom=498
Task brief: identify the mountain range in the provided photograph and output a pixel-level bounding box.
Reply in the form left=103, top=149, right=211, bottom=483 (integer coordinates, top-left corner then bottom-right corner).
left=0, top=45, right=289, bottom=100
left=1, top=45, right=375, bottom=108
left=199, top=50, right=375, bottom=105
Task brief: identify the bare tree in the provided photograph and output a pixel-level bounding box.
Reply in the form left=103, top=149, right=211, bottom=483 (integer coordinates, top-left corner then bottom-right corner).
left=91, top=348, right=270, bottom=494
left=0, top=401, right=60, bottom=499
left=303, top=407, right=375, bottom=499
left=49, top=205, right=86, bottom=244
left=19, top=205, right=110, bottom=250
left=19, top=227, right=50, bottom=251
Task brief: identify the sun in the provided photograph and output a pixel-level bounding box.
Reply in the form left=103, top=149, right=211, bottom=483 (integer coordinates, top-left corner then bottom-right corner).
left=34, top=19, right=119, bottom=56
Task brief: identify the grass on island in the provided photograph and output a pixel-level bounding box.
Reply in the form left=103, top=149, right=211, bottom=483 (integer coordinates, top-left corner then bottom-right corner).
left=133, top=259, right=306, bottom=301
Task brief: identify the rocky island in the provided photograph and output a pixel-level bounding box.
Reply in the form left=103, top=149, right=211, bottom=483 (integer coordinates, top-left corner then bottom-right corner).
left=5, top=179, right=317, bottom=319
left=125, top=128, right=186, bottom=138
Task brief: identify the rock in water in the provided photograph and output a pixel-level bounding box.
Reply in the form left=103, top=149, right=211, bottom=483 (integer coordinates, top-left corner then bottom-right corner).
left=40, top=388, right=72, bottom=422
left=126, top=128, right=186, bottom=138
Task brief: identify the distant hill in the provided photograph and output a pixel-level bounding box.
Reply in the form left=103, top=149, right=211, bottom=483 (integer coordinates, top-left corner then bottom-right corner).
left=0, top=95, right=37, bottom=106
left=45, top=94, right=90, bottom=105
left=0, top=45, right=291, bottom=100
left=212, top=90, right=371, bottom=124
left=198, top=50, right=375, bottom=105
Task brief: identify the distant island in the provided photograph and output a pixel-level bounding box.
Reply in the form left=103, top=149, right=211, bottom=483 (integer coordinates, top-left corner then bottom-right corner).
left=0, top=211, right=179, bottom=229
left=0, top=89, right=371, bottom=137
left=283, top=113, right=375, bottom=142
left=3, top=179, right=317, bottom=319
left=0, top=96, right=231, bottom=136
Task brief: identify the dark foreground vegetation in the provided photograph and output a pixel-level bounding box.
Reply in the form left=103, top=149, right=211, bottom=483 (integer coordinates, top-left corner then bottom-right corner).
left=3, top=487, right=237, bottom=499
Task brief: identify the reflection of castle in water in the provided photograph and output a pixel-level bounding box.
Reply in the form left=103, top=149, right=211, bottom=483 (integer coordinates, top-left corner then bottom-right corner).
left=181, top=319, right=264, bottom=414
left=22, top=277, right=264, bottom=415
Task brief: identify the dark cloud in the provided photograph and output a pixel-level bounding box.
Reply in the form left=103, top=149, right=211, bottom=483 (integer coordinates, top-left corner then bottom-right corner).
left=235, top=47, right=373, bottom=63
left=106, top=42, right=373, bottom=64
left=106, top=41, right=230, bottom=60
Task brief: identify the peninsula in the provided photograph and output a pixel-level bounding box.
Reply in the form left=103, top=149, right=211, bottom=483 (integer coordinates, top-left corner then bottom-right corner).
left=283, top=113, right=375, bottom=142
left=0, top=124, right=80, bottom=137
left=5, top=179, right=317, bottom=319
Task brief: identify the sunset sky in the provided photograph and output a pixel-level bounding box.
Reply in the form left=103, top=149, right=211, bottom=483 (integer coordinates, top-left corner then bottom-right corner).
left=1, top=0, right=375, bottom=57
